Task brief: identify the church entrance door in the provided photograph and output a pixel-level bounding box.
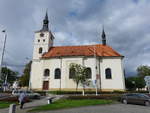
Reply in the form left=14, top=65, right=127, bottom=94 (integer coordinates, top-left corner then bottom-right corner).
left=43, top=81, right=49, bottom=90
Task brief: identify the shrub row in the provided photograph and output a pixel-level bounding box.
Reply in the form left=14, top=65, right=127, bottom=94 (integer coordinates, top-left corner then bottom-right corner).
left=0, top=96, right=30, bottom=102
left=48, top=90, right=149, bottom=95
left=67, top=94, right=122, bottom=101
left=0, top=96, right=18, bottom=102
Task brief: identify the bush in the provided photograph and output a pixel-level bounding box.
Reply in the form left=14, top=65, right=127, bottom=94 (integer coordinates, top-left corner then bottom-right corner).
left=67, top=94, right=122, bottom=101
left=48, top=90, right=148, bottom=95
left=0, top=91, right=12, bottom=94
left=48, top=90, right=126, bottom=95
left=0, top=96, right=30, bottom=102
left=0, top=96, right=18, bottom=102
left=48, top=91, right=82, bottom=95
left=113, top=90, right=125, bottom=94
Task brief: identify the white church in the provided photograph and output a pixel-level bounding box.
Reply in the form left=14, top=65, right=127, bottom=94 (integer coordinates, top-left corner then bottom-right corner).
left=30, top=13, right=125, bottom=91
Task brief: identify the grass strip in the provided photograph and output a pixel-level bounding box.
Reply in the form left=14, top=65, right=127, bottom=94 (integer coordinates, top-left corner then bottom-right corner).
left=30, top=99, right=113, bottom=112
left=0, top=101, right=15, bottom=109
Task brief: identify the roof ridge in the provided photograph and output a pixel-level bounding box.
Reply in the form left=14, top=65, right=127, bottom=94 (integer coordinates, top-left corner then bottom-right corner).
left=52, top=44, right=103, bottom=48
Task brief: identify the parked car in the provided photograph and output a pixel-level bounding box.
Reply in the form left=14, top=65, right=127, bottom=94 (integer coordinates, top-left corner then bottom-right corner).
left=12, top=90, right=41, bottom=99
left=121, top=93, right=150, bottom=106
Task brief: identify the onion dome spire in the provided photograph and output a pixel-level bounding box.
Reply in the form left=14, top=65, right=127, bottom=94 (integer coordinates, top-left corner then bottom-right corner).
left=42, top=11, right=49, bottom=31
left=101, top=26, right=106, bottom=45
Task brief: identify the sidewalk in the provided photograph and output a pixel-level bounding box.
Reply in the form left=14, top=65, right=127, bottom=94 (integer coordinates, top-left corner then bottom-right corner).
left=16, top=96, right=48, bottom=113
left=0, top=94, right=64, bottom=113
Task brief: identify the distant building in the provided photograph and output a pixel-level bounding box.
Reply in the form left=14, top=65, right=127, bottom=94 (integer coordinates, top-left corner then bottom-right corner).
left=30, top=12, right=125, bottom=91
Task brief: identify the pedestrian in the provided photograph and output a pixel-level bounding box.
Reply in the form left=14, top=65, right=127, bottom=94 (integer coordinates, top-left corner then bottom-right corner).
left=19, top=91, right=26, bottom=109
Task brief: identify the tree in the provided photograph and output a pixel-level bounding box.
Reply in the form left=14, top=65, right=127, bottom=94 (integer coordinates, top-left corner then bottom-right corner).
left=125, top=76, right=145, bottom=91
left=125, top=77, right=136, bottom=90
left=19, top=61, right=32, bottom=87
left=70, top=63, right=82, bottom=91
left=0, top=67, right=18, bottom=86
left=137, top=65, right=150, bottom=77
left=134, top=77, right=145, bottom=90
left=70, top=63, right=90, bottom=94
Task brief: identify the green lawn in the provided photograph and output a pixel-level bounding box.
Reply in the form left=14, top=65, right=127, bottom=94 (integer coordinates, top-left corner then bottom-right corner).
left=0, top=101, right=14, bottom=109
left=30, top=99, right=113, bottom=112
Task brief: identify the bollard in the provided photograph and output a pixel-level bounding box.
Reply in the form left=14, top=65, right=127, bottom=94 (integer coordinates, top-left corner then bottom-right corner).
left=47, top=98, right=52, bottom=104
left=9, top=104, right=16, bottom=113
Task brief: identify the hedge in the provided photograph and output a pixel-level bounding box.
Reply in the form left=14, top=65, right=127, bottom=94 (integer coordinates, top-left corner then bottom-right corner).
left=67, top=94, right=122, bottom=101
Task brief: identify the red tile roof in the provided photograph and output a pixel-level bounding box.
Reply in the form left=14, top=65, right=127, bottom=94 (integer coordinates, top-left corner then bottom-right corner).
left=42, top=44, right=122, bottom=58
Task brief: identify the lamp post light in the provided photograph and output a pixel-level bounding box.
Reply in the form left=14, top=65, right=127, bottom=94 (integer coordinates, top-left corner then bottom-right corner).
left=0, top=30, right=7, bottom=81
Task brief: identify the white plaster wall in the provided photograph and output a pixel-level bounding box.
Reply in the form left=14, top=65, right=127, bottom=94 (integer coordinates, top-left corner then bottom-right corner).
left=83, top=58, right=97, bottom=88
left=30, top=60, right=43, bottom=89
left=40, top=57, right=87, bottom=89
left=30, top=56, right=125, bottom=91
left=41, top=59, right=61, bottom=89
left=61, top=57, right=83, bottom=89
left=100, top=57, right=125, bottom=90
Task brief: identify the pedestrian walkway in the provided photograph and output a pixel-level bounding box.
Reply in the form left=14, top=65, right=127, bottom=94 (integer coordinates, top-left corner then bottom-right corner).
left=0, top=94, right=63, bottom=113
left=16, top=97, right=48, bottom=113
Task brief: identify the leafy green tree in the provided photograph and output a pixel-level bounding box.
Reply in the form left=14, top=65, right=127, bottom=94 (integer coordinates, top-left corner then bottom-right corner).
left=70, top=63, right=90, bottom=94
left=137, top=65, right=150, bottom=77
left=125, top=76, right=145, bottom=91
left=0, top=67, right=18, bottom=86
left=125, top=77, right=136, bottom=90
left=70, top=63, right=83, bottom=91
left=19, top=61, right=32, bottom=87
left=134, top=77, right=145, bottom=90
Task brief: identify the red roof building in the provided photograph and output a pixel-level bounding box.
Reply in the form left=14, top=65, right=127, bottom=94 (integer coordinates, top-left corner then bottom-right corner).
left=30, top=12, right=125, bottom=91
left=42, top=44, right=122, bottom=58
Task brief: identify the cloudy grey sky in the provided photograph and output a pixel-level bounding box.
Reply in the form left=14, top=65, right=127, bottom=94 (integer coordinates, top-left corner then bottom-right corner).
left=0, top=0, right=150, bottom=76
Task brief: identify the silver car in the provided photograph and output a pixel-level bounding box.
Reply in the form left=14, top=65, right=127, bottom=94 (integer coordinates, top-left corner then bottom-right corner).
left=12, top=90, right=40, bottom=99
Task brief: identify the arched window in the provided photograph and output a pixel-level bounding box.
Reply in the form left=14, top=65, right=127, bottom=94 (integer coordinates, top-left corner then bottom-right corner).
left=39, top=47, right=43, bottom=54
left=86, top=68, right=92, bottom=79
left=69, top=68, right=75, bottom=79
left=105, top=68, right=112, bottom=79
left=44, top=69, right=50, bottom=76
left=55, top=68, right=61, bottom=79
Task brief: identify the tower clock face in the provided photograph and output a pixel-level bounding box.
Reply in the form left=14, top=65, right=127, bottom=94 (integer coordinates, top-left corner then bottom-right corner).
left=40, top=33, right=44, bottom=37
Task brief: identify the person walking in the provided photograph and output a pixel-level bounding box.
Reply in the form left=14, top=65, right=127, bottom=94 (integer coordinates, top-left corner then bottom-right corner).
left=19, top=91, right=26, bottom=109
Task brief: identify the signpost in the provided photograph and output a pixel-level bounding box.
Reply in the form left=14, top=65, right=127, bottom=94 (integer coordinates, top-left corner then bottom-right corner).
left=93, top=80, right=97, bottom=96
left=144, top=76, right=150, bottom=94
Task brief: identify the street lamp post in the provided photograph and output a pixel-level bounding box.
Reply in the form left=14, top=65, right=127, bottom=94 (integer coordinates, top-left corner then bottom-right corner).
left=0, top=30, right=7, bottom=81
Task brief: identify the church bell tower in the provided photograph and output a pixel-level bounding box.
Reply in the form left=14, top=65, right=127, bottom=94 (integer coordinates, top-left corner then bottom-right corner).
left=33, top=12, right=54, bottom=60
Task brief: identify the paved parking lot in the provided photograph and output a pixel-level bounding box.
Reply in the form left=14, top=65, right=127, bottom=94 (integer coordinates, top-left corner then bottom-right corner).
left=39, top=104, right=150, bottom=113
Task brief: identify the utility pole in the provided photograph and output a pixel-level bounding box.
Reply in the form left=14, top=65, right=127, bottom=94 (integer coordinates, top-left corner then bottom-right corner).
left=0, top=30, right=7, bottom=81
left=93, top=44, right=98, bottom=96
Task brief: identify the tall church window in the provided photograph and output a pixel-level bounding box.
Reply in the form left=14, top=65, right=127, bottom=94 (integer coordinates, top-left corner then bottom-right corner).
left=105, top=68, right=112, bottom=79
left=44, top=69, right=50, bottom=76
left=69, top=68, right=75, bottom=79
left=86, top=68, right=92, bottom=79
left=39, top=47, right=43, bottom=54
left=55, top=68, right=61, bottom=79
